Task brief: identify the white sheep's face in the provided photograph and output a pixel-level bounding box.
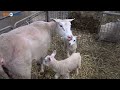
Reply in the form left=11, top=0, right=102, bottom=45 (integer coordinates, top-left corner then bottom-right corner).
left=43, top=55, right=51, bottom=67
left=68, top=36, right=77, bottom=46
left=43, top=50, right=56, bottom=67
left=52, top=19, right=74, bottom=41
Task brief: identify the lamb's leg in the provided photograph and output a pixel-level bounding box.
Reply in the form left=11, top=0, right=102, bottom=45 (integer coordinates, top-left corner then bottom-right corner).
left=39, top=57, right=45, bottom=73
left=76, top=68, right=79, bottom=76
left=54, top=73, right=60, bottom=79
left=63, top=73, right=70, bottom=79
left=40, top=64, right=44, bottom=73
left=76, top=61, right=81, bottom=76
left=67, top=51, right=70, bottom=57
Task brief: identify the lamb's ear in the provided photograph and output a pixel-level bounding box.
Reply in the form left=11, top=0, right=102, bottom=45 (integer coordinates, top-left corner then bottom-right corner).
left=77, top=35, right=81, bottom=39
left=51, top=50, right=56, bottom=57
left=74, top=36, right=78, bottom=38
left=48, top=57, right=51, bottom=62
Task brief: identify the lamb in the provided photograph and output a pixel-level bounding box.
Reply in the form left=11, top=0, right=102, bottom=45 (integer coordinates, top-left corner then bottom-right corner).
left=63, top=35, right=81, bottom=57
left=0, top=18, right=74, bottom=79
left=43, top=50, right=81, bottom=79
left=66, top=35, right=77, bottom=57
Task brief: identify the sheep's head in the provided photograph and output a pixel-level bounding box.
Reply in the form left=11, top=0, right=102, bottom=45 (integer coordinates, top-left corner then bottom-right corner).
left=43, top=50, right=56, bottom=67
left=51, top=18, right=75, bottom=41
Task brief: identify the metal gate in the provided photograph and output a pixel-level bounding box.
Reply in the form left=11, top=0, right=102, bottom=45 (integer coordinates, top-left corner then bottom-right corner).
left=98, top=11, right=120, bottom=42
left=0, top=11, right=70, bottom=34
left=47, top=11, right=70, bottom=21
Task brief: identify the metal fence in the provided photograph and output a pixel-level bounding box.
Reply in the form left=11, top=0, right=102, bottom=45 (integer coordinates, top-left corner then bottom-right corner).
left=47, top=11, right=70, bottom=21
left=0, top=11, right=70, bottom=34
left=98, top=11, right=120, bottom=42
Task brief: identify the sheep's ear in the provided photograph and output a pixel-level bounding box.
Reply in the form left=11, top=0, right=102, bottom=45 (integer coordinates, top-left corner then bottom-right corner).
left=51, top=50, right=56, bottom=57
left=66, top=18, right=75, bottom=22
left=50, top=18, right=59, bottom=22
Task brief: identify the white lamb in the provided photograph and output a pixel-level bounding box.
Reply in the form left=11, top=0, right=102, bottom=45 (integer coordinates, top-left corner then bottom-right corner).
left=66, top=35, right=77, bottom=57
left=43, top=50, right=81, bottom=79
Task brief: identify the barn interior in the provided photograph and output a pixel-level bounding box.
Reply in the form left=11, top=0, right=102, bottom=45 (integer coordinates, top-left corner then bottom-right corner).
left=1, top=11, right=120, bottom=79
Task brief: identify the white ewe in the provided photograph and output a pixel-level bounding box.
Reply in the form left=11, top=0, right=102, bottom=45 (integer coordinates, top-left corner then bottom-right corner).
left=0, top=19, right=74, bottom=79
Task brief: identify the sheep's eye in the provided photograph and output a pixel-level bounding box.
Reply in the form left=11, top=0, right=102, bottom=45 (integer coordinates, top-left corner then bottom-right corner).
left=74, top=40, right=75, bottom=42
left=60, top=25, right=62, bottom=27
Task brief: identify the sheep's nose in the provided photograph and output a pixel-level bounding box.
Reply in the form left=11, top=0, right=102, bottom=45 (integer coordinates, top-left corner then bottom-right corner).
left=67, top=35, right=72, bottom=41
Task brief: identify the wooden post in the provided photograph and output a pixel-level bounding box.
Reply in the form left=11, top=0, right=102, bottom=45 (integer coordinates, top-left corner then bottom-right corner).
left=46, top=11, right=49, bottom=22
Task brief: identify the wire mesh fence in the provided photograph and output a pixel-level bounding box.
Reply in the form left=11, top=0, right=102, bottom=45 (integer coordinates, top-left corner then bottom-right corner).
left=47, top=11, right=70, bottom=21
left=0, top=11, right=71, bottom=34
left=98, top=11, right=120, bottom=42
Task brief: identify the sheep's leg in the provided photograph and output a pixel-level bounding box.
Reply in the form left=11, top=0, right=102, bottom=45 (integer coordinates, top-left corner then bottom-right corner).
left=6, top=58, right=32, bottom=79
left=63, top=73, right=70, bottom=79
left=10, top=49, right=32, bottom=79
left=0, top=66, right=9, bottom=79
left=54, top=73, right=60, bottom=79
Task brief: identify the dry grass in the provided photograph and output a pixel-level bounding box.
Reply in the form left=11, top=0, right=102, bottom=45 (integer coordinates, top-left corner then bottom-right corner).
left=31, top=28, right=120, bottom=79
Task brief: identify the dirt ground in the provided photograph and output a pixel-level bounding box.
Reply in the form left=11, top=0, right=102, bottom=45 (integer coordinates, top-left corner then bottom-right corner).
left=31, top=28, right=120, bottom=79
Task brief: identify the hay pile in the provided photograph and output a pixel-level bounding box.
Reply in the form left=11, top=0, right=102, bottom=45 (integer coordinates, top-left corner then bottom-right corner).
left=68, top=11, right=101, bottom=33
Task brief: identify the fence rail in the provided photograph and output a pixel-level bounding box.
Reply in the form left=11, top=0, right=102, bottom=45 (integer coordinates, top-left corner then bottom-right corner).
left=102, top=11, right=120, bottom=16
left=14, top=11, right=45, bottom=28
left=0, top=11, right=70, bottom=34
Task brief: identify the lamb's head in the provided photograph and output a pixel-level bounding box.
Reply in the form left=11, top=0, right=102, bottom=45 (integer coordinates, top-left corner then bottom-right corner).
left=68, top=36, right=77, bottom=46
left=52, top=18, right=74, bottom=41
left=68, top=35, right=81, bottom=46
left=43, top=50, right=56, bottom=67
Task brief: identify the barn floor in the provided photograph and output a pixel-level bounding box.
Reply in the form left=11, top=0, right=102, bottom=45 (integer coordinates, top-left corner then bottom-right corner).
left=31, top=28, right=120, bottom=79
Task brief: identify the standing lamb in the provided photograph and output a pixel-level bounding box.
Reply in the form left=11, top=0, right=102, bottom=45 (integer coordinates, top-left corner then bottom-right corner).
left=65, top=35, right=81, bottom=57
left=66, top=35, right=77, bottom=57
left=0, top=18, right=74, bottom=79
left=43, top=50, right=81, bottom=79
